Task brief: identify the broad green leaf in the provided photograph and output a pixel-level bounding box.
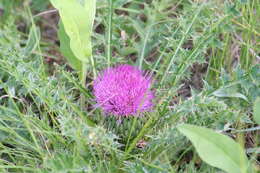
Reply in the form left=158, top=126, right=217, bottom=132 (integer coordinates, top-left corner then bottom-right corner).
left=178, top=124, right=250, bottom=173
left=50, top=0, right=96, bottom=63
left=58, top=21, right=82, bottom=71
left=253, top=98, right=260, bottom=125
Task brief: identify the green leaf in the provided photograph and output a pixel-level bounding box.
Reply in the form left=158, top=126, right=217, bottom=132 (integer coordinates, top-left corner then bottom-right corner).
left=43, top=152, right=90, bottom=172
left=58, top=21, right=82, bottom=71
left=212, top=87, right=248, bottom=102
left=177, top=124, right=250, bottom=173
left=24, top=25, right=40, bottom=55
left=31, top=0, right=49, bottom=11
left=253, top=98, right=260, bottom=125
left=50, top=0, right=96, bottom=62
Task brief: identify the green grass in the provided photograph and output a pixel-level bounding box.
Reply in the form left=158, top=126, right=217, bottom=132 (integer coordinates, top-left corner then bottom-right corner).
left=0, top=0, right=259, bottom=172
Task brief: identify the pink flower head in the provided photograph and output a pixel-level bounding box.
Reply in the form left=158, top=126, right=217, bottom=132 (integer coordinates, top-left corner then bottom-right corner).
left=93, top=64, right=154, bottom=117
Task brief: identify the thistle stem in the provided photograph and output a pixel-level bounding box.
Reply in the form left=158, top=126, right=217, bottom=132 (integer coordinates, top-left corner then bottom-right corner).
left=80, top=62, right=87, bottom=109
left=107, top=0, right=113, bottom=67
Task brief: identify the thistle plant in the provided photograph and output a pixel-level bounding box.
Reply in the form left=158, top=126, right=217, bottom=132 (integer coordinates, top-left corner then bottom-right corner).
left=93, top=64, right=154, bottom=117
left=1, top=0, right=259, bottom=172
left=93, top=64, right=154, bottom=143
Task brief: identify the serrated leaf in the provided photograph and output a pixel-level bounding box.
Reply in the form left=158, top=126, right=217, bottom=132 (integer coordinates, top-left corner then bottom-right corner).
left=253, top=98, right=260, bottom=125
left=212, top=87, right=248, bottom=102
left=50, top=0, right=96, bottom=63
left=58, top=21, right=82, bottom=71
left=43, top=152, right=90, bottom=172
left=178, top=124, right=250, bottom=173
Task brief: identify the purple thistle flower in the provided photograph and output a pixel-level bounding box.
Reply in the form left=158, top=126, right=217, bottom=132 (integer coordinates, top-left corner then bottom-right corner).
left=93, top=64, right=154, bottom=117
